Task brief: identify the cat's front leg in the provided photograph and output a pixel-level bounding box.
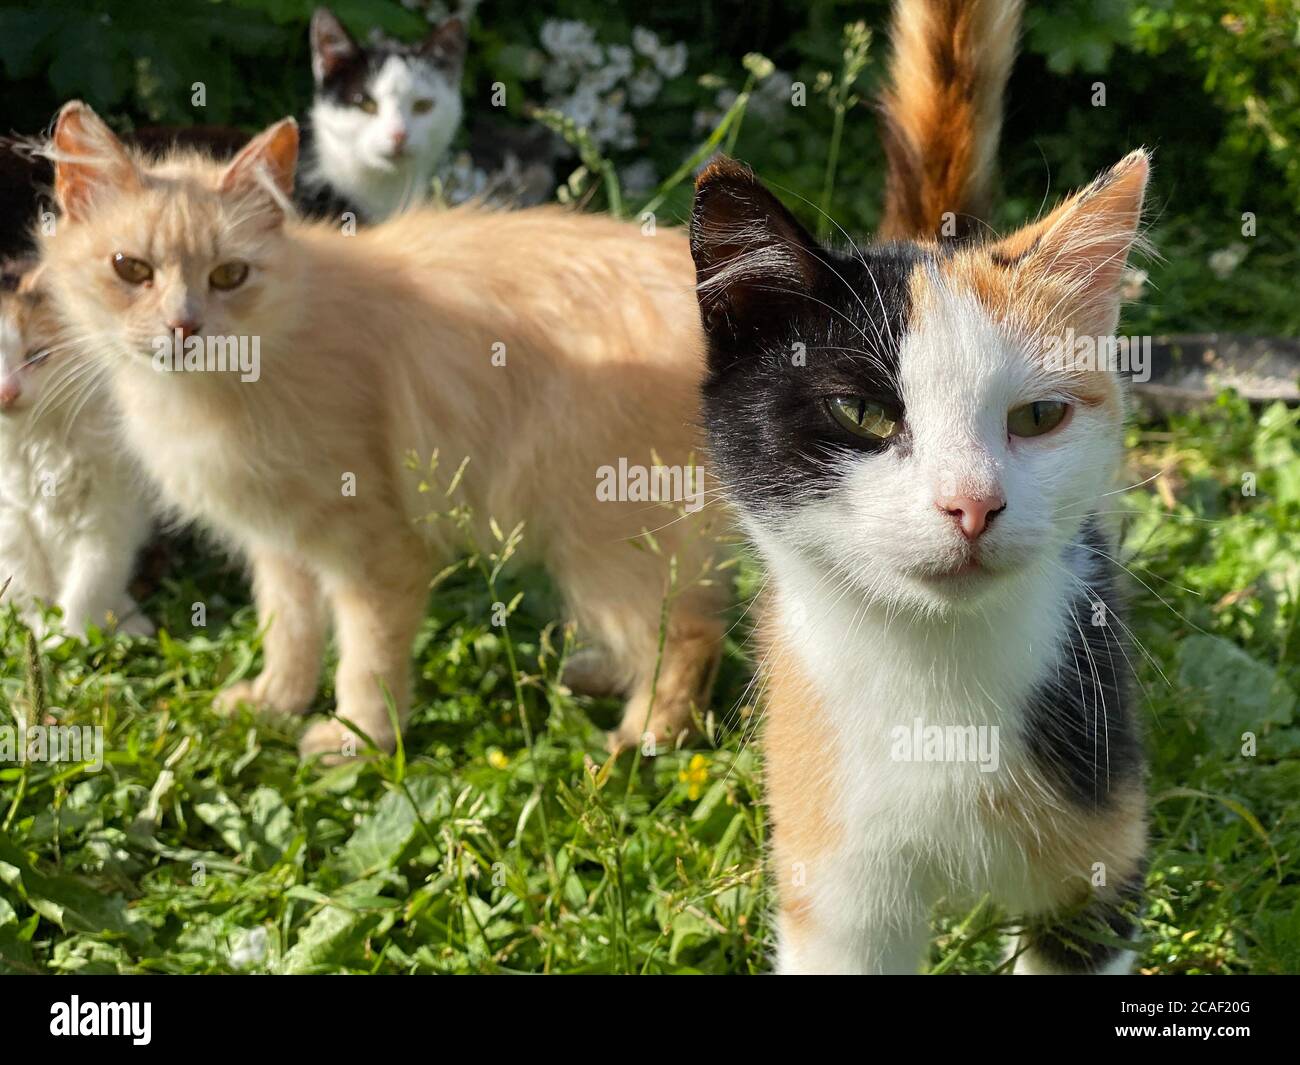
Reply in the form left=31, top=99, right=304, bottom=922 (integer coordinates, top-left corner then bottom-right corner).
left=57, top=518, right=151, bottom=637
left=216, top=549, right=326, bottom=716
left=300, top=542, right=428, bottom=759
left=773, top=853, right=932, bottom=975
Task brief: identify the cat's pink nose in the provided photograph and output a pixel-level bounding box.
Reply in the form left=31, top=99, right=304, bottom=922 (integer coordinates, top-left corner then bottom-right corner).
left=0, top=379, right=21, bottom=410
left=936, top=493, right=1005, bottom=540
left=168, top=319, right=201, bottom=341
left=390, top=130, right=408, bottom=151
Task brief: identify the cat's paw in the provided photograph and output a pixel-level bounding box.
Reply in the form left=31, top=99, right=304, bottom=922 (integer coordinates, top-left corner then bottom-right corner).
left=115, top=610, right=155, bottom=638
left=561, top=649, right=625, bottom=698
left=605, top=715, right=691, bottom=757
left=299, top=718, right=366, bottom=764
left=299, top=713, right=396, bottom=764
left=213, top=674, right=315, bottom=717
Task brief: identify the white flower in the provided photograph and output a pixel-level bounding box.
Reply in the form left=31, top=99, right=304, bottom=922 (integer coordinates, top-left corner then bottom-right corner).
left=540, top=19, right=602, bottom=67
left=620, top=159, right=658, bottom=195
left=654, top=41, right=688, bottom=79
left=1208, top=243, right=1248, bottom=280
left=606, top=44, right=634, bottom=81
left=628, top=68, right=663, bottom=107
left=632, top=26, right=660, bottom=57
left=1120, top=266, right=1149, bottom=302
left=561, top=85, right=602, bottom=129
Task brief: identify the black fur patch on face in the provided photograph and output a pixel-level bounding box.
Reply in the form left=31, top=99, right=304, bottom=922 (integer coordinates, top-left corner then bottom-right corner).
left=1024, top=519, right=1144, bottom=808
left=690, top=160, right=931, bottom=512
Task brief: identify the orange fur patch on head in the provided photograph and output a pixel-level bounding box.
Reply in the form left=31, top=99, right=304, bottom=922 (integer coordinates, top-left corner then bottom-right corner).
left=924, top=150, right=1151, bottom=410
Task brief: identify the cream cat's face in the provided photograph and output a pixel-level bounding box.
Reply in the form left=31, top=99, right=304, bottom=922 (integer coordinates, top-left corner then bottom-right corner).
left=692, top=153, right=1149, bottom=617
left=40, top=104, right=301, bottom=370
left=0, top=262, right=60, bottom=415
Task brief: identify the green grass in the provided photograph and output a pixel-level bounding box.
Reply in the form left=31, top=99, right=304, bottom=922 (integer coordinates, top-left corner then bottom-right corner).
left=1, top=393, right=1297, bottom=974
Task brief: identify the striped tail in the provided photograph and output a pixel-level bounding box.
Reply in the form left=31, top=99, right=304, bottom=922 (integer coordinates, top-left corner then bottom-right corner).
left=877, top=0, right=1023, bottom=241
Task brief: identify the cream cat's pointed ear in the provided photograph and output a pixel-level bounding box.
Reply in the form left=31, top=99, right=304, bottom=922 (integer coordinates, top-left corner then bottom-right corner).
left=691, top=158, right=825, bottom=346
left=51, top=101, right=141, bottom=222
left=991, top=149, right=1150, bottom=333
left=219, top=118, right=299, bottom=210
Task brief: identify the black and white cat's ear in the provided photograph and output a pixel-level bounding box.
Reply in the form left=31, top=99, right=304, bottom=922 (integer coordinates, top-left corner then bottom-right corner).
left=990, top=149, right=1150, bottom=336
left=690, top=157, right=825, bottom=344
left=421, top=16, right=467, bottom=76
left=50, top=101, right=141, bottom=223
left=219, top=118, right=299, bottom=218
left=310, top=7, right=360, bottom=85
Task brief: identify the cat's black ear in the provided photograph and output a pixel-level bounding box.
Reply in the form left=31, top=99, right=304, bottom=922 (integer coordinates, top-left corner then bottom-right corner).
left=310, top=7, right=360, bottom=86
left=421, top=16, right=467, bottom=76
left=690, top=158, right=825, bottom=356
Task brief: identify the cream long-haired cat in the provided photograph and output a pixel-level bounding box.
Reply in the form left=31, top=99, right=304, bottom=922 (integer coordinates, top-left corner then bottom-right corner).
left=0, top=258, right=154, bottom=638
left=40, top=102, right=723, bottom=758
left=691, top=0, right=1148, bottom=974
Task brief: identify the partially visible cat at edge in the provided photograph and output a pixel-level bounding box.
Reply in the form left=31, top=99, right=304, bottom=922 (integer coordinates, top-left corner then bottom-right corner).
left=0, top=258, right=155, bottom=638
left=690, top=0, right=1149, bottom=974
left=39, top=101, right=726, bottom=760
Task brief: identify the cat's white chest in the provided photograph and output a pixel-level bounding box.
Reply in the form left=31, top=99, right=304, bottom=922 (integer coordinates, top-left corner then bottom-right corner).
left=767, top=554, right=1069, bottom=896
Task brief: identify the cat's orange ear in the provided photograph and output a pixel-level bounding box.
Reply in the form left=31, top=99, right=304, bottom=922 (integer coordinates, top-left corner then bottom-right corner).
left=219, top=118, right=299, bottom=209
left=691, top=158, right=825, bottom=343
left=51, top=101, right=141, bottom=222
left=989, top=149, right=1150, bottom=334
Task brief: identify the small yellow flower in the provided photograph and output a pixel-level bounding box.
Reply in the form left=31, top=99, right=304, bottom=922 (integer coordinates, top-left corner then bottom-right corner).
left=487, top=749, right=510, bottom=770
left=679, top=753, right=709, bottom=800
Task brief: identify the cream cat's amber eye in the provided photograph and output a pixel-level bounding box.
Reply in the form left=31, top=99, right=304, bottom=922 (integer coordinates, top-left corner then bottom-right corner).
left=1008, top=400, right=1069, bottom=437
left=112, top=254, right=153, bottom=285
left=353, top=93, right=378, bottom=114
left=413, top=98, right=435, bottom=114
left=209, top=261, right=250, bottom=291
left=827, top=396, right=900, bottom=441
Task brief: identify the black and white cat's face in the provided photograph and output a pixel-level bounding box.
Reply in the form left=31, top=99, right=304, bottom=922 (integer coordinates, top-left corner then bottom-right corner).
left=691, top=157, right=1148, bottom=616
left=308, top=8, right=465, bottom=199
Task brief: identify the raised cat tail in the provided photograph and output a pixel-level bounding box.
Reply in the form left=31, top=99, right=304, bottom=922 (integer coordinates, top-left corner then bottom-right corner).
left=877, top=0, right=1023, bottom=241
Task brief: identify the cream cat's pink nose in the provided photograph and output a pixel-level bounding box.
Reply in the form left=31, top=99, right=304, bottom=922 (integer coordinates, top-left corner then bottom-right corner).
left=168, top=319, right=201, bottom=341
left=936, top=494, right=1005, bottom=540
left=0, top=380, right=21, bottom=409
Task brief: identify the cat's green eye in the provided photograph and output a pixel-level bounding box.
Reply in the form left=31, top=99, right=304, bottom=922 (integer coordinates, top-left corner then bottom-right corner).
left=353, top=93, right=378, bottom=114
left=826, top=395, right=900, bottom=441
left=112, top=254, right=153, bottom=286
left=209, top=261, right=250, bottom=291
left=412, top=98, right=435, bottom=114
left=1008, top=400, right=1069, bottom=438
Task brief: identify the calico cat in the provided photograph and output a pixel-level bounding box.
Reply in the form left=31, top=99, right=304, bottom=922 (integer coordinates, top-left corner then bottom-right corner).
left=39, top=102, right=723, bottom=759
left=0, top=258, right=154, bottom=637
left=300, top=7, right=466, bottom=222
left=690, top=0, right=1148, bottom=973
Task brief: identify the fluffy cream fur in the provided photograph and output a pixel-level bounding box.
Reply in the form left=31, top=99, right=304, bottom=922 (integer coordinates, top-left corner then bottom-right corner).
left=40, top=102, right=726, bottom=758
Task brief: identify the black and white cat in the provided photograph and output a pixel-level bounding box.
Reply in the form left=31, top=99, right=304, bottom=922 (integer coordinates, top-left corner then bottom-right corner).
left=300, top=7, right=466, bottom=222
